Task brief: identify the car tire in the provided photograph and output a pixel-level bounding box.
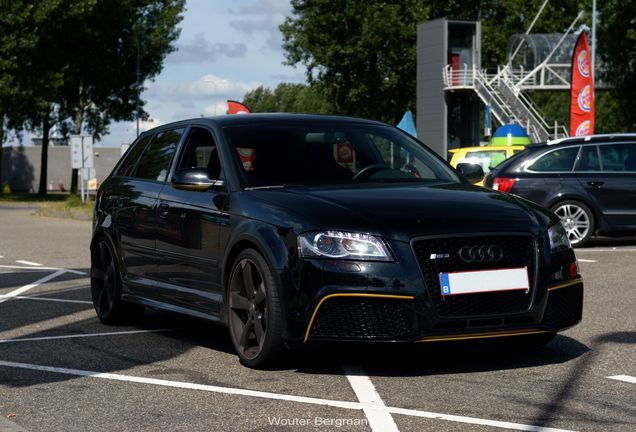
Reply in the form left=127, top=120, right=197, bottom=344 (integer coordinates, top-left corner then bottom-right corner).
left=90, top=239, right=144, bottom=325
left=550, top=200, right=595, bottom=247
left=227, top=249, right=284, bottom=368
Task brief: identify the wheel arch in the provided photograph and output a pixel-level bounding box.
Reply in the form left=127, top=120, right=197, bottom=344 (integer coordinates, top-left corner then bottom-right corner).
left=221, top=223, right=291, bottom=322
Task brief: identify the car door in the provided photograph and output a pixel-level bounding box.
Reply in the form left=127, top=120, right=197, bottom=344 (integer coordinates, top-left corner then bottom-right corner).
left=153, top=126, right=229, bottom=317
left=114, top=127, right=184, bottom=299
left=576, top=142, right=636, bottom=229
left=521, top=145, right=581, bottom=206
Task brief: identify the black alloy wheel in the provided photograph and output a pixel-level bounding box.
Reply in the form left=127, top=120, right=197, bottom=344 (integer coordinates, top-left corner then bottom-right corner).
left=91, top=239, right=143, bottom=325
left=227, top=249, right=283, bottom=367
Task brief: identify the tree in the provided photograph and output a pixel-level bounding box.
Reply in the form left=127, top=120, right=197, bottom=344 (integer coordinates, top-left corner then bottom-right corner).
left=279, top=1, right=603, bottom=131
left=597, top=0, right=636, bottom=130
left=62, top=0, right=185, bottom=193
left=242, top=83, right=332, bottom=114
left=281, top=1, right=435, bottom=124
left=0, top=2, right=39, bottom=191
left=1, top=0, right=184, bottom=195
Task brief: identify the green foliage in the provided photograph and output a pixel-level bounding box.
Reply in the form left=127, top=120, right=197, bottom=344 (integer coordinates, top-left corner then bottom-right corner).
left=597, top=0, right=636, bottom=130
left=242, top=83, right=332, bottom=114
left=279, top=0, right=633, bottom=133
left=0, top=0, right=185, bottom=137
left=281, top=0, right=434, bottom=124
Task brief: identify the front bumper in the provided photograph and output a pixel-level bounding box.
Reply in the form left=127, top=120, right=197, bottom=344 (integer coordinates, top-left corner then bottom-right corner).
left=281, top=233, right=583, bottom=344
left=302, top=278, right=582, bottom=343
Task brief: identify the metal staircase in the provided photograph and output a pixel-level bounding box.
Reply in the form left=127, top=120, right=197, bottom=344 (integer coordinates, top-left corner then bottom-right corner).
left=443, top=64, right=568, bottom=142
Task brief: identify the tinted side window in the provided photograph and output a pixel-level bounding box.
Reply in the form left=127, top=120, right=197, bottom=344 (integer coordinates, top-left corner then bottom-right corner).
left=117, top=135, right=152, bottom=177
left=177, top=128, right=222, bottom=179
left=135, top=128, right=184, bottom=181
left=575, top=145, right=600, bottom=171
left=600, top=143, right=636, bottom=171
left=528, top=147, right=579, bottom=172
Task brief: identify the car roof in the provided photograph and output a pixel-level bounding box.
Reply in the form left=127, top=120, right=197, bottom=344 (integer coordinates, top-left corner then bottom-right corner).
left=449, top=145, right=526, bottom=153
left=546, top=133, right=636, bottom=146
left=149, top=113, right=389, bottom=131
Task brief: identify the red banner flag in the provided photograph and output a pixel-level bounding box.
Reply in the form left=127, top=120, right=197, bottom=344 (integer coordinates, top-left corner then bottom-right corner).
left=570, top=32, right=594, bottom=136
left=227, top=100, right=251, bottom=115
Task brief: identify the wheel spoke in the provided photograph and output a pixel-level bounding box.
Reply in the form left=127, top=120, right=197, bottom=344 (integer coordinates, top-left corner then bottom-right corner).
left=254, top=316, right=265, bottom=344
left=99, top=244, right=109, bottom=270
left=96, top=285, right=106, bottom=311
left=92, top=267, right=105, bottom=280
left=571, top=207, right=584, bottom=220
left=254, top=282, right=266, bottom=305
left=242, top=262, right=255, bottom=300
left=239, top=317, right=253, bottom=351
left=230, top=292, right=250, bottom=310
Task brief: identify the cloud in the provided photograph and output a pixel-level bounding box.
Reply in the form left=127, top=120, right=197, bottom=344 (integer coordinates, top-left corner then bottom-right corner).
left=169, top=74, right=261, bottom=102
left=228, top=0, right=292, bottom=52
left=232, top=0, right=291, bottom=15
left=203, top=101, right=231, bottom=116
left=168, top=32, right=247, bottom=64
left=139, top=117, right=162, bottom=131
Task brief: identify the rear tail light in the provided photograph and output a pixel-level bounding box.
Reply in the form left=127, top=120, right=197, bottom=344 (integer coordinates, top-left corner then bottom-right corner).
left=492, top=177, right=516, bottom=192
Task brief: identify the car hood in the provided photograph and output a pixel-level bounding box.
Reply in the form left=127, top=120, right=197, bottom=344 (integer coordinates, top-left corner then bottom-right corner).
left=237, top=182, right=555, bottom=242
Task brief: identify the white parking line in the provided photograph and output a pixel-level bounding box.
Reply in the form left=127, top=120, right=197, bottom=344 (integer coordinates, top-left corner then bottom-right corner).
left=0, top=264, right=86, bottom=274
left=577, top=259, right=597, bottom=263
left=343, top=365, right=399, bottom=432
left=0, top=360, right=576, bottom=432
left=608, top=375, right=636, bottom=384
left=0, top=329, right=176, bottom=344
left=16, top=260, right=43, bottom=266
left=576, top=248, right=636, bottom=252
left=0, top=269, right=67, bottom=304
left=14, top=295, right=92, bottom=305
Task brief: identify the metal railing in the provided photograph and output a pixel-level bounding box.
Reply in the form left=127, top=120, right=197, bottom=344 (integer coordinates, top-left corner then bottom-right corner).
left=443, top=64, right=569, bottom=141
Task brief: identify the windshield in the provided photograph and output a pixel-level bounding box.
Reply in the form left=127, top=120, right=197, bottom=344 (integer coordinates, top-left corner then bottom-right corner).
left=223, top=122, right=460, bottom=188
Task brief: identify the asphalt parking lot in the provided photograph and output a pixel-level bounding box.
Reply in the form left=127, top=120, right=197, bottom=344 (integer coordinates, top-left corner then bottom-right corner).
left=0, top=204, right=634, bottom=432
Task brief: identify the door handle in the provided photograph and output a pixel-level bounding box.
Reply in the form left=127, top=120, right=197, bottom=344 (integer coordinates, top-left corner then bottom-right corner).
left=587, top=181, right=604, bottom=188
left=157, top=203, right=170, bottom=218
left=115, top=196, right=124, bottom=208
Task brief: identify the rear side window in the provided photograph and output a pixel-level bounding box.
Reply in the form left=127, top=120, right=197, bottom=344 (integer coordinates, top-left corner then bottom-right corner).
left=135, top=128, right=184, bottom=182
left=599, top=143, right=636, bottom=171
left=575, top=145, right=600, bottom=171
left=117, top=135, right=152, bottom=177
left=528, top=147, right=579, bottom=172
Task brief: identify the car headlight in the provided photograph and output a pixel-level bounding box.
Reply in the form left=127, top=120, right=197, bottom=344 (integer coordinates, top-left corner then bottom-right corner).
left=298, top=231, right=393, bottom=261
left=548, top=222, right=571, bottom=253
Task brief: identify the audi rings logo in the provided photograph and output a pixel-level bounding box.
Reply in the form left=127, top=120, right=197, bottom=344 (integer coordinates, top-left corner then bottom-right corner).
left=458, top=245, right=503, bottom=262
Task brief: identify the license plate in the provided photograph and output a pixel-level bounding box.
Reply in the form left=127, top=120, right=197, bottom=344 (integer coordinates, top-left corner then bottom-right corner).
left=439, top=267, right=529, bottom=296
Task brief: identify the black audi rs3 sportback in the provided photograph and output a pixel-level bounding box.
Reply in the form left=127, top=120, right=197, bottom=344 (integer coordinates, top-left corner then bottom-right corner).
left=91, top=114, right=583, bottom=367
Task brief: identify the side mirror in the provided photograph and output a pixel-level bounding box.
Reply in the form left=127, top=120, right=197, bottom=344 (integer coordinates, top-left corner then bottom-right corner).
left=172, top=168, right=222, bottom=192
left=457, top=163, right=485, bottom=184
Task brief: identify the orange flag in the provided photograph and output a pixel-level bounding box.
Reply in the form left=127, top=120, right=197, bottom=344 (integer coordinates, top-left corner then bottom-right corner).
left=227, top=100, right=251, bottom=115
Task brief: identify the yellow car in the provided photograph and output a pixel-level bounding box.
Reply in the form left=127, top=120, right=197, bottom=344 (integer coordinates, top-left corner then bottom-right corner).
left=448, top=145, right=525, bottom=185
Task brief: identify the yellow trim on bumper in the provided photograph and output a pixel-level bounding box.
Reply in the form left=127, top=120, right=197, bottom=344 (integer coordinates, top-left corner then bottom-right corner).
left=303, top=293, right=415, bottom=343
left=417, top=328, right=551, bottom=343
left=547, top=277, right=583, bottom=292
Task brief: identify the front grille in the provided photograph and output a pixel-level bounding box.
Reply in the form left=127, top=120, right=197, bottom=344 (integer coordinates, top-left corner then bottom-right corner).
left=543, top=284, right=583, bottom=328
left=309, top=297, right=415, bottom=340
left=412, top=235, right=537, bottom=317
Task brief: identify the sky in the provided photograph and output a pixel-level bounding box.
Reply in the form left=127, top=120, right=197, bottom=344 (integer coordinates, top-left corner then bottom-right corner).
left=105, top=0, right=305, bottom=147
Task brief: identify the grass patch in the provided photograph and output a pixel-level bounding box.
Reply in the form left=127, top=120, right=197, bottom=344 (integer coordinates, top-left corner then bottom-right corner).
left=0, top=192, right=68, bottom=202
left=35, top=194, right=94, bottom=221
